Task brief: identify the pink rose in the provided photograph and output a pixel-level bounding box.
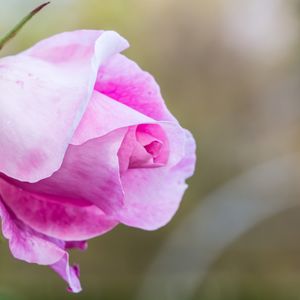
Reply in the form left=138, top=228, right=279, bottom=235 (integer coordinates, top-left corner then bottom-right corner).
left=0, top=30, right=196, bottom=292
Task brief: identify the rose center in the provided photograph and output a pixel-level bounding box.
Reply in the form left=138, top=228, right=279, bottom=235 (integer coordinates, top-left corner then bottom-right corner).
left=118, top=124, right=169, bottom=172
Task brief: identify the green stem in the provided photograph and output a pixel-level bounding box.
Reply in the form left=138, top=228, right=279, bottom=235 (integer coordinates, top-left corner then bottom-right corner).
left=0, top=2, right=50, bottom=51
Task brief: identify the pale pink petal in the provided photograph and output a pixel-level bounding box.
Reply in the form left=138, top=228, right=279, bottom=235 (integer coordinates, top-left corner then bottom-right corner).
left=72, top=91, right=153, bottom=145
left=95, top=54, right=175, bottom=121
left=0, top=176, right=118, bottom=241
left=0, top=30, right=128, bottom=183
left=0, top=198, right=82, bottom=292
left=117, top=130, right=196, bottom=230
left=13, top=129, right=126, bottom=216
left=51, top=254, right=81, bottom=293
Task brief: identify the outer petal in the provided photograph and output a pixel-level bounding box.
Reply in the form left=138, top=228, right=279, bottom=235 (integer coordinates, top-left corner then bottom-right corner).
left=13, top=129, right=127, bottom=216
left=95, top=53, right=175, bottom=121
left=0, top=199, right=82, bottom=292
left=0, top=176, right=118, bottom=241
left=117, top=130, right=196, bottom=230
left=0, top=199, right=64, bottom=264
left=51, top=254, right=81, bottom=293
left=0, top=30, right=128, bottom=183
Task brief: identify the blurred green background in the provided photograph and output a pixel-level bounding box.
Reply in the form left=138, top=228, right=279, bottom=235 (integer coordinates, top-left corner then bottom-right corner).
left=2, top=0, right=300, bottom=299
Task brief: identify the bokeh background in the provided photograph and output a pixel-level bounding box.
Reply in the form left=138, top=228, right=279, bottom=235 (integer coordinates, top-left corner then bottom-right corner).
left=1, top=0, right=300, bottom=299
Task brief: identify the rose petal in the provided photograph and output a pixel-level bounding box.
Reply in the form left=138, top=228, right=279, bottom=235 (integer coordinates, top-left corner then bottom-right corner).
left=119, top=127, right=154, bottom=170
left=0, top=176, right=118, bottom=241
left=0, top=199, right=82, bottom=292
left=72, top=91, right=185, bottom=167
left=65, top=241, right=88, bottom=251
left=118, top=122, right=186, bottom=172
left=51, top=254, right=81, bottom=293
left=12, top=129, right=126, bottom=216
left=95, top=53, right=175, bottom=121
left=118, top=126, right=165, bottom=171
left=72, top=91, right=153, bottom=145
left=0, top=199, right=64, bottom=264
left=0, top=30, right=128, bottom=183
left=117, top=130, right=196, bottom=230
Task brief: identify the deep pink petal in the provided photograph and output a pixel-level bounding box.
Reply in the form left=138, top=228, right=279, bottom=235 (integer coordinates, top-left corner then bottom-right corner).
left=0, top=177, right=118, bottom=241
left=0, top=199, right=64, bottom=264
left=0, top=30, right=128, bottom=182
left=117, top=130, right=196, bottom=230
left=65, top=241, right=88, bottom=251
left=0, top=199, right=82, bottom=292
left=95, top=54, right=175, bottom=121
